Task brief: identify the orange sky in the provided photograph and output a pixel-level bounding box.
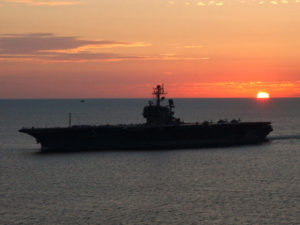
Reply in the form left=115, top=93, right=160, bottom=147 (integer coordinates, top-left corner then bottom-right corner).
left=0, top=0, right=300, bottom=98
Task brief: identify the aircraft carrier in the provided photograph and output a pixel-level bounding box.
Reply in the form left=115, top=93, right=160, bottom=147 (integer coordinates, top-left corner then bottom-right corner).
left=19, top=85, right=273, bottom=151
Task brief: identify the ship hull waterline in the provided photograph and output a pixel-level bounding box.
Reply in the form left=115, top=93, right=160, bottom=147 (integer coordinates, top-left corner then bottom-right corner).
left=19, top=122, right=273, bottom=152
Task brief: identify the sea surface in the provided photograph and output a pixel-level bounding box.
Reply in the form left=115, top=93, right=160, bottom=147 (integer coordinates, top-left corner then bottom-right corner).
left=1, top=98, right=300, bottom=225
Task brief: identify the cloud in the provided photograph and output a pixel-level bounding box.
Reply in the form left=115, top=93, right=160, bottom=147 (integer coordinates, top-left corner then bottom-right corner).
left=185, top=81, right=299, bottom=89
left=0, top=33, right=209, bottom=63
left=172, top=81, right=300, bottom=97
left=0, top=52, right=144, bottom=63
left=149, top=55, right=209, bottom=61
left=3, top=0, right=82, bottom=6
left=183, top=45, right=203, bottom=49
left=114, top=81, right=300, bottom=97
left=168, top=1, right=176, bottom=4
left=168, top=0, right=300, bottom=7
left=0, top=33, right=151, bottom=62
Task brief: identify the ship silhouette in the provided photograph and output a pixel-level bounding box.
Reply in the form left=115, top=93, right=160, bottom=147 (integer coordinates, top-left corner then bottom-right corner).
left=19, top=84, right=273, bottom=152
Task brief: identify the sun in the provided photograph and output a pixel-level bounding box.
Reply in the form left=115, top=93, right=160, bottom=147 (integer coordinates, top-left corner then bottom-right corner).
left=256, top=91, right=270, bottom=99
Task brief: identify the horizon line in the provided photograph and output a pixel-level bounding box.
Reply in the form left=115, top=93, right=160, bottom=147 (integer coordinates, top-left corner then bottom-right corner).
left=1, top=97, right=299, bottom=100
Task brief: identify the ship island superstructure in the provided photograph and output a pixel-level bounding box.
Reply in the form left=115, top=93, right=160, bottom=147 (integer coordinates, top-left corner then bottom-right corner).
left=143, top=84, right=180, bottom=124
left=19, top=85, right=273, bottom=152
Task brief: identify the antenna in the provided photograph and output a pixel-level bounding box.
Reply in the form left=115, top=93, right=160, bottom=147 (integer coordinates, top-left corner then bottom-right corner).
left=69, top=112, right=72, bottom=127
left=153, top=84, right=167, bottom=106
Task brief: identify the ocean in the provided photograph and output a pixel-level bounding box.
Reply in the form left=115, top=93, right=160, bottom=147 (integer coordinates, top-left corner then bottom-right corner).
left=1, top=98, right=300, bottom=224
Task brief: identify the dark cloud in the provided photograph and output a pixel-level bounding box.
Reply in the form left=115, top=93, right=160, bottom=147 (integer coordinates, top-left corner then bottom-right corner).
left=37, top=52, right=145, bottom=62
left=0, top=33, right=205, bottom=62
left=0, top=33, right=133, bottom=55
left=3, top=0, right=83, bottom=6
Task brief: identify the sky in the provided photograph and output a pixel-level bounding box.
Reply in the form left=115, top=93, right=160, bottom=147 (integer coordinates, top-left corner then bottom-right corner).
left=0, top=0, right=300, bottom=98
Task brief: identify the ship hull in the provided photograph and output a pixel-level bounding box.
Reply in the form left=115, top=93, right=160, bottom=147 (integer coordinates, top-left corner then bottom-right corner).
left=19, top=122, right=273, bottom=152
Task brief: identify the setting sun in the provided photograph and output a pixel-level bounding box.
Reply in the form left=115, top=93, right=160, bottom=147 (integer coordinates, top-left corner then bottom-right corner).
left=257, top=92, right=270, bottom=99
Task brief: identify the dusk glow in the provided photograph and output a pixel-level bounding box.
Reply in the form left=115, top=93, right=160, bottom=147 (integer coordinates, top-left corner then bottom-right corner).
left=0, top=0, right=300, bottom=98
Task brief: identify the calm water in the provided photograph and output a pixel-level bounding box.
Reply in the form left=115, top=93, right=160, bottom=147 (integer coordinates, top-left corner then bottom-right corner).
left=1, top=99, right=300, bottom=224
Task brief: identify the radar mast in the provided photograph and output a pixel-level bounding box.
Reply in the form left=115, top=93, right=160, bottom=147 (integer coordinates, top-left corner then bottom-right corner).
left=153, top=84, right=166, bottom=106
